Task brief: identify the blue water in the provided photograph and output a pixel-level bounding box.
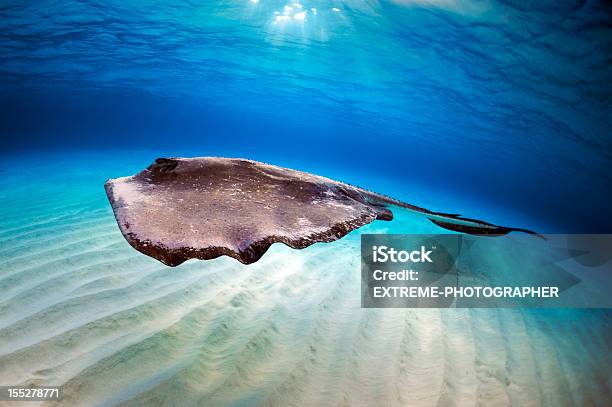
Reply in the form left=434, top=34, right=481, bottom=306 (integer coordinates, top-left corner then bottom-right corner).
left=1, top=0, right=610, bottom=231
left=0, top=1, right=611, bottom=406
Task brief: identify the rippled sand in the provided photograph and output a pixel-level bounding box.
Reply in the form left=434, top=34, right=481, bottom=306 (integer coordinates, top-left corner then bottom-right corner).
left=0, top=156, right=610, bottom=406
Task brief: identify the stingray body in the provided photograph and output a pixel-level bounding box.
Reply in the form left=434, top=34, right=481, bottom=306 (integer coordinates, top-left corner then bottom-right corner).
left=105, top=157, right=539, bottom=266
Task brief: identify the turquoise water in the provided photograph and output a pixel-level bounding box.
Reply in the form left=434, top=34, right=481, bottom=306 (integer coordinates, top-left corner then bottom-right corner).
left=0, top=0, right=611, bottom=406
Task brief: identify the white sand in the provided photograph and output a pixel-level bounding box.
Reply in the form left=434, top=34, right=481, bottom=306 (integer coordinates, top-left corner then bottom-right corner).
left=0, top=156, right=609, bottom=406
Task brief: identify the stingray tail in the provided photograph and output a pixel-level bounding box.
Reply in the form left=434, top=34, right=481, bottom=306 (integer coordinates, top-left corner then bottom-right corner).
left=427, top=216, right=545, bottom=239
left=347, top=186, right=544, bottom=239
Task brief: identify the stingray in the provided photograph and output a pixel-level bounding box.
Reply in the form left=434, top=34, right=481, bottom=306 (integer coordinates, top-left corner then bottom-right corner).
left=104, top=157, right=540, bottom=266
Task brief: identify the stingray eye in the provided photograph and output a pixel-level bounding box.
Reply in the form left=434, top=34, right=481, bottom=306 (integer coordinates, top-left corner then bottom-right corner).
left=149, top=158, right=178, bottom=174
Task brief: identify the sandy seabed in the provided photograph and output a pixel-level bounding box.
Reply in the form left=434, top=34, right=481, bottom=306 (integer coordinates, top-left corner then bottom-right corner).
left=0, top=155, right=610, bottom=407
